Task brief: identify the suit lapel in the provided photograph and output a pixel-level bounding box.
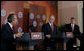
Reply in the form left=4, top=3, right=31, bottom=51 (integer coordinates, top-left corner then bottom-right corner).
left=70, top=23, right=72, bottom=31
left=48, top=23, right=52, bottom=32
left=48, top=23, right=54, bottom=32
left=73, top=24, right=76, bottom=31
left=7, top=23, right=14, bottom=33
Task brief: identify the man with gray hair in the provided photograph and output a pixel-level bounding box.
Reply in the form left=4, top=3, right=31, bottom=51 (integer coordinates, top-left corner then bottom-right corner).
left=42, top=15, right=58, bottom=50
left=1, top=13, right=24, bottom=50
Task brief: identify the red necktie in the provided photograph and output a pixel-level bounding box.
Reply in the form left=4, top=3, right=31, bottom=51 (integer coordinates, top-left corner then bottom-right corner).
left=51, top=24, right=53, bottom=32
left=12, top=26, right=15, bottom=32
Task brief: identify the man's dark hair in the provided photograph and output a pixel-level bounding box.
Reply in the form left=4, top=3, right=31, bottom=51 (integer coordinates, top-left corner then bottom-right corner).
left=71, top=17, right=75, bottom=20
left=7, top=14, right=15, bottom=23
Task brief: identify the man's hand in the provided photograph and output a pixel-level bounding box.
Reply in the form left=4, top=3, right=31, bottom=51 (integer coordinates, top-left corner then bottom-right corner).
left=46, top=34, right=51, bottom=39
left=15, top=33, right=24, bottom=38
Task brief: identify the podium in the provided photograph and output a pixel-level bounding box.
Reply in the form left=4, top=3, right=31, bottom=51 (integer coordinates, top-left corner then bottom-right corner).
left=15, top=32, right=44, bottom=50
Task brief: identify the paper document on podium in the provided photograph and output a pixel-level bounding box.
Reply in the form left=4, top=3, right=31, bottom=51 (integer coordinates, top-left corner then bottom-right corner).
left=31, top=32, right=42, bottom=40
left=66, top=32, right=73, bottom=38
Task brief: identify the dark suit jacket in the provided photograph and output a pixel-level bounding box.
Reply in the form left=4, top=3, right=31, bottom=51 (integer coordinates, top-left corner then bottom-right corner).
left=1, top=23, right=16, bottom=50
left=65, top=23, right=80, bottom=45
left=65, top=23, right=80, bottom=37
left=42, top=23, right=58, bottom=42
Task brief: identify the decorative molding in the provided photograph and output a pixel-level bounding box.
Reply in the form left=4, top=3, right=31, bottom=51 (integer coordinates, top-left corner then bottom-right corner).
left=24, top=3, right=30, bottom=9
left=24, top=1, right=33, bottom=9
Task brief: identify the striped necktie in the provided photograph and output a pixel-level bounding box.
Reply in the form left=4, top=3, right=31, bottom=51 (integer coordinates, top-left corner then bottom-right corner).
left=71, top=24, right=74, bottom=31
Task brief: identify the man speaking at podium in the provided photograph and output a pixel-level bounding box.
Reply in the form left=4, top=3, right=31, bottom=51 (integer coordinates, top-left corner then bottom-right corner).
left=42, top=15, right=58, bottom=50
left=1, top=13, right=23, bottom=50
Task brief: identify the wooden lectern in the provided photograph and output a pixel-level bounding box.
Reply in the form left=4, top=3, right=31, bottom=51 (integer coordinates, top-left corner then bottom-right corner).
left=29, top=32, right=43, bottom=50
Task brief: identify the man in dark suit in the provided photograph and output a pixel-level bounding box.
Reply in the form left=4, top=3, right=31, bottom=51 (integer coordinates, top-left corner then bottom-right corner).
left=65, top=17, right=80, bottom=50
left=1, top=13, right=23, bottom=50
left=42, top=15, right=58, bottom=50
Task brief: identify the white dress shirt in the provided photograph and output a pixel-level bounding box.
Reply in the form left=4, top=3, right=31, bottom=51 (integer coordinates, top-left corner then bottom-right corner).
left=49, top=22, right=53, bottom=27
left=8, top=22, right=16, bottom=39
left=8, top=22, right=13, bottom=30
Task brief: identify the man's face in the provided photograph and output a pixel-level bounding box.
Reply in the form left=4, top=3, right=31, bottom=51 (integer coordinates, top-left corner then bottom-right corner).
left=12, top=15, right=18, bottom=25
left=49, top=16, right=55, bottom=23
left=71, top=19, right=75, bottom=24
